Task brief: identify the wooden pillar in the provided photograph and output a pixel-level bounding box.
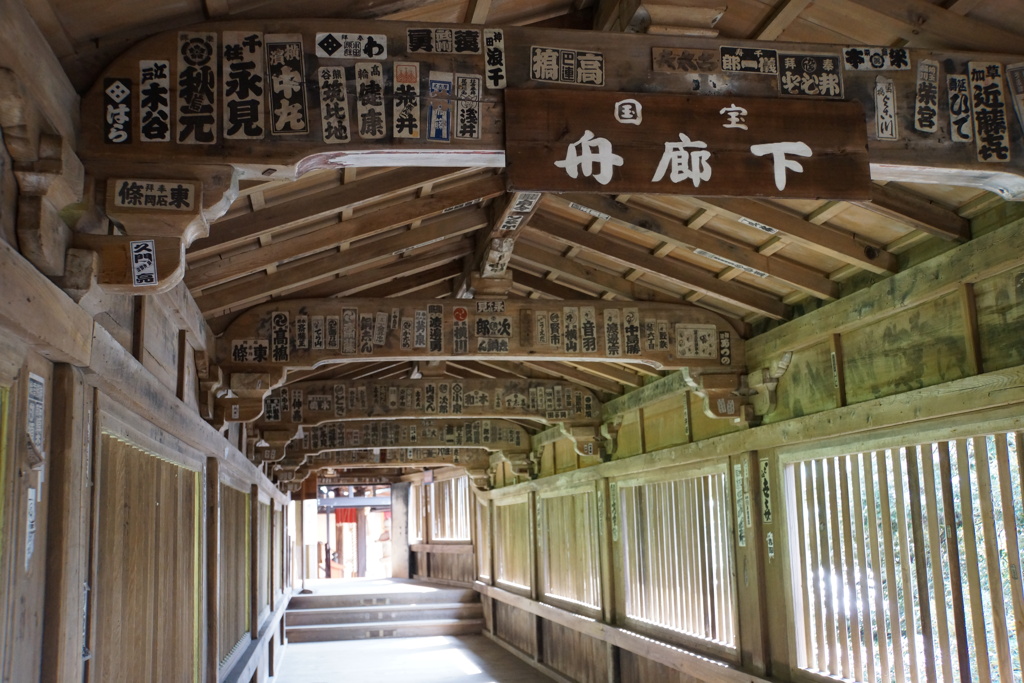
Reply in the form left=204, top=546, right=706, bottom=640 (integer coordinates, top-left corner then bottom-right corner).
left=249, top=484, right=259, bottom=639
left=390, top=482, right=411, bottom=579
left=356, top=507, right=368, bottom=578
left=530, top=490, right=543, bottom=664
left=597, top=478, right=621, bottom=683
left=40, top=365, right=92, bottom=683
left=732, top=451, right=770, bottom=675
left=205, top=457, right=220, bottom=683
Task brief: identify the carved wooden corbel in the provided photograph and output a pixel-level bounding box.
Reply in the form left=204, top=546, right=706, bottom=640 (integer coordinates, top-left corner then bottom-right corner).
left=681, top=369, right=753, bottom=424
left=746, top=351, right=793, bottom=418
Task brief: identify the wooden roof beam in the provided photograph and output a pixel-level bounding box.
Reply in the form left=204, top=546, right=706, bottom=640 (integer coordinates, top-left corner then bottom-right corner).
left=530, top=213, right=791, bottom=320
left=187, top=174, right=504, bottom=291
left=295, top=244, right=471, bottom=299
left=195, top=208, right=487, bottom=316
left=522, top=361, right=625, bottom=395
left=697, top=198, right=898, bottom=275
left=513, top=242, right=681, bottom=302
left=857, top=184, right=972, bottom=242
left=508, top=268, right=598, bottom=300
left=847, top=0, right=1024, bottom=52
left=564, top=360, right=645, bottom=388
left=556, top=193, right=840, bottom=300
left=189, top=167, right=479, bottom=259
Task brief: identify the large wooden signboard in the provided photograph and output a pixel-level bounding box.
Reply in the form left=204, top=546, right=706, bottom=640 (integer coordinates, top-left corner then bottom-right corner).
left=254, top=378, right=600, bottom=429
left=279, top=448, right=493, bottom=473
left=505, top=89, right=871, bottom=199
left=80, top=19, right=1024, bottom=201
left=218, top=298, right=744, bottom=373
left=263, top=418, right=530, bottom=467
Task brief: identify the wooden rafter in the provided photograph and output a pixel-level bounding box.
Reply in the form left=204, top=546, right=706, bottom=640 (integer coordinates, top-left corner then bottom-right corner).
left=695, top=198, right=899, bottom=275
left=187, top=174, right=504, bottom=291
left=554, top=193, right=840, bottom=300
left=195, top=208, right=487, bottom=316
left=189, top=167, right=480, bottom=260
left=529, top=213, right=791, bottom=319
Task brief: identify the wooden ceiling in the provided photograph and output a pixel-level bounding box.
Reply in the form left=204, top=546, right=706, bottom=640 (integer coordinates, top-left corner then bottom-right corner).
left=24, top=0, right=1024, bottom=479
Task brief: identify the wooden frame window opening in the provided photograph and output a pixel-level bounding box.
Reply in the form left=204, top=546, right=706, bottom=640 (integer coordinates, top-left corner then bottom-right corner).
left=539, top=488, right=601, bottom=612
left=494, top=498, right=532, bottom=593
left=616, top=467, right=738, bottom=652
left=429, top=475, right=471, bottom=542
left=784, top=431, right=1023, bottom=683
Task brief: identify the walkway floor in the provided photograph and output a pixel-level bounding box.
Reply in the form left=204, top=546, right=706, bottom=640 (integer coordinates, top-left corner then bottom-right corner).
left=273, top=635, right=555, bottom=683
left=274, top=578, right=554, bottom=682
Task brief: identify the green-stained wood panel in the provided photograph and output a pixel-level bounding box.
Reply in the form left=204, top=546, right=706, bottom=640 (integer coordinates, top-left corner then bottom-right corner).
left=612, top=412, right=643, bottom=460
left=554, top=439, right=577, bottom=474
left=761, top=341, right=838, bottom=423
left=688, top=391, right=745, bottom=441
left=843, top=292, right=969, bottom=405
left=642, top=395, right=689, bottom=452
left=975, top=266, right=1024, bottom=372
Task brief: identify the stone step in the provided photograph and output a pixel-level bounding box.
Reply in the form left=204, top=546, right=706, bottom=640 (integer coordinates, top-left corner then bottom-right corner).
left=287, top=601, right=483, bottom=626
left=286, top=618, right=485, bottom=643
left=287, top=587, right=477, bottom=610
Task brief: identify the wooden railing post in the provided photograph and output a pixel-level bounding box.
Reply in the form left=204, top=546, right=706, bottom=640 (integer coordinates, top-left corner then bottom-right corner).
left=205, top=457, right=220, bottom=683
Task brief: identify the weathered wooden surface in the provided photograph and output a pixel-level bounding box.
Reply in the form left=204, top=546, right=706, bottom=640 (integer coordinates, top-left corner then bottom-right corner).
left=217, top=298, right=745, bottom=373
left=233, top=377, right=601, bottom=432
left=506, top=89, right=871, bottom=199
left=90, top=433, right=200, bottom=683
left=77, top=20, right=1024, bottom=198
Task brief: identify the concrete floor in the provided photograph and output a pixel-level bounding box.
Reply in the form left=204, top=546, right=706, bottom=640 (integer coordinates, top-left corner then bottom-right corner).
left=272, top=634, right=555, bottom=682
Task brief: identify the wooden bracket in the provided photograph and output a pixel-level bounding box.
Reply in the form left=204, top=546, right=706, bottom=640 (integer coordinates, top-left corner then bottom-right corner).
left=600, top=417, right=623, bottom=460
left=746, top=351, right=793, bottom=417
left=213, top=396, right=265, bottom=429
left=69, top=232, right=185, bottom=294
left=681, top=368, right=753, bottom=424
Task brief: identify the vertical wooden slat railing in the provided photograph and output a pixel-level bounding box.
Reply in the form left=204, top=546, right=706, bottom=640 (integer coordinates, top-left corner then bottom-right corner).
left=784, top=430, right=1023, bottom=683
left=995, top=433, right=1024, bottom=679
left=905, top=446, right=935, bottom=683
left=956, top=438, right=990, bottom=683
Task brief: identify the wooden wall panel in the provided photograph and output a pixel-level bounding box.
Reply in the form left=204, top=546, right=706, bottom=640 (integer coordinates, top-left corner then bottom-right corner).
left=0, top=354, right=51, bottom=683
left=843, top=292, right=969, bottom=404
left=612, top=410, right=643, bottom=459
left=90, top=434, right=199, bottom=683
left=495, top=601, right=535, bottom=656
left=541, top=618, right=607, bottom=683
left=426, top=551, right=475, bottom=584
left=688, top=391, right=745, bottom=441
left=141, top=297, right=179, bottom=392
left=619, top=649, right=703, bottom=683
left=554, top=438, right=577, bottom=474
left=258, top=502, right=270, bottom=617
left=975, top=267, right=1024, bottom=372
left=218, top=483, right=250, bottom=665
left=643, top=394, right=689, bottom=451
left=764, top=341, right=837, bottom=423
left=481, top=594, right=493, bottom=633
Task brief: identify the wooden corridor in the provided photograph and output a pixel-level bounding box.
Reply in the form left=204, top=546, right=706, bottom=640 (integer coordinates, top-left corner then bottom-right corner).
left=276, top=579, right=552, bottom=682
